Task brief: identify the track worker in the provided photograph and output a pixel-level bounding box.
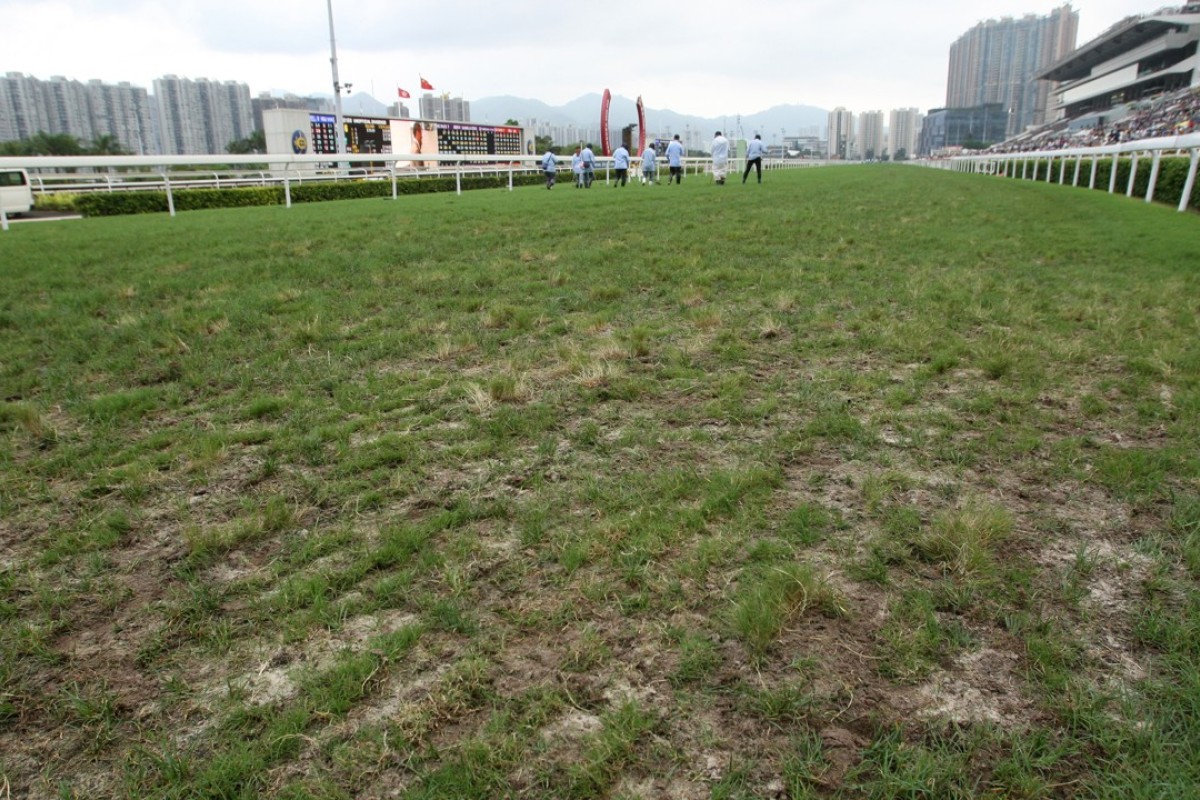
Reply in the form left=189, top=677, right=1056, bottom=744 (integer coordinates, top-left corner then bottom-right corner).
left=640, top=143, right=658, bottom=185
left=711, top=131, right=730, bottom=185
left=743, top=134, right=766, bottom=184
left=541, top=148, right=557, bottom=189
left=611, top=144, right=631, bottom=187
left=571, top=146, right=584, bottom=188
left=580, top=143, right=597, bottom=188
left=666, top=135, right=685, bottom=184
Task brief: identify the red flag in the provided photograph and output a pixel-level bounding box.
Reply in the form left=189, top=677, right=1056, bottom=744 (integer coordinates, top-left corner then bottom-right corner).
left=420, top=76, right=434, bottom=91
left=397, top=87, right=411, bottom=99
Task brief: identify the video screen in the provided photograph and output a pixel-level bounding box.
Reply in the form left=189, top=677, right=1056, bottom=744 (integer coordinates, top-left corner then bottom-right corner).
left=436, top=123, right=524, bottom=157
left=346, top=118, right=392, bottom=154
left=309, top=114, right=339, bottom=155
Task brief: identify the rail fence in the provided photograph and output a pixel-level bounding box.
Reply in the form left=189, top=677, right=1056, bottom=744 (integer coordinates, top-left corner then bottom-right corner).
left=0, top=152, right=826, bottom=230
left=918, top=132, right=1200, bottom=213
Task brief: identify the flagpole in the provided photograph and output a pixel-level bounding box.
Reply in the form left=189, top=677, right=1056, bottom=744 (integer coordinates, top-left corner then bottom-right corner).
left=326, top=0, right=345, bottom=159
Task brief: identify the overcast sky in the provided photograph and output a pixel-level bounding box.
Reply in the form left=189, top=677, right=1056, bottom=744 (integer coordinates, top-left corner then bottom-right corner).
left=3, top=1, right=1161, bottom=118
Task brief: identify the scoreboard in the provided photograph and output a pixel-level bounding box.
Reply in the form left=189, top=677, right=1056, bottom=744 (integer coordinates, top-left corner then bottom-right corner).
left=309, top=114, right=392, bottom=155
left=309, top=114, right=340, bottom=155
left=346, top=118, right=392, bottom=154
left=265, top=110, right=529, bottom=164
left=436, top=123, right=524, bottom=157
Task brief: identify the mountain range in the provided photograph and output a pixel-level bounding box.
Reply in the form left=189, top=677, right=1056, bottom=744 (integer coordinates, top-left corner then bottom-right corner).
left=339, top=92, right=829, bottom=138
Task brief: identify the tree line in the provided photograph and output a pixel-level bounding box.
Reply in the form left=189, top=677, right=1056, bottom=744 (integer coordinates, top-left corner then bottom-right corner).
left=1, top=130, right=266, bottom=156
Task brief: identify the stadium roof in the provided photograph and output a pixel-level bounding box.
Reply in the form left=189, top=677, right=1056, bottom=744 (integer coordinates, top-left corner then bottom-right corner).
left=1038, top=9, right=1200, bottom=81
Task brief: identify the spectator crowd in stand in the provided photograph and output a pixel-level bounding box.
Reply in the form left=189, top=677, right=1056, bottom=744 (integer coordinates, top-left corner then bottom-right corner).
left=985, top=88, right=1200, bottom=154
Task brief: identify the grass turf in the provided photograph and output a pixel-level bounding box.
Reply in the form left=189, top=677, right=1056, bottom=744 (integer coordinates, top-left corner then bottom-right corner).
left=1, top=165, right=1199, bottom=798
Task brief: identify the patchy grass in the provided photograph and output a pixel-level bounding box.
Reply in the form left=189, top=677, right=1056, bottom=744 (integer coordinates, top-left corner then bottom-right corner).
left=1, top=165, right=1199, bottom=797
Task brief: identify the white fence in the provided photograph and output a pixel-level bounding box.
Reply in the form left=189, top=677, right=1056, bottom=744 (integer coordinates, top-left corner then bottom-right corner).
left=0, top=151, right=827, bottom=230
left=0, top=151, right=825, bottom=231
left=919, top=132, right=1200, bottom=213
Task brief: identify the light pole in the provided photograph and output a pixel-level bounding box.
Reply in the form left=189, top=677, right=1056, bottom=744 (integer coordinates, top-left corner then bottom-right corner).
left=326, top=0, right=345, bottom=157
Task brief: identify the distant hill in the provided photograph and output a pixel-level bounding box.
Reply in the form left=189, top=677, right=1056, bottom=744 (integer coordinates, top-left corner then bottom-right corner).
left=469, top=95, right=576, bottom=126
left=324, top=91, right=830, bottom=137
left=474, top=93, right=829, bottom=137
left=342, top=93, right=390, bottom=117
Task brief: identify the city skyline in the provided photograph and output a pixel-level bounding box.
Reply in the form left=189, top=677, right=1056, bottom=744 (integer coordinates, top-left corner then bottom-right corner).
left=1, top=0, right=1161, bottom=122
left=947, top=4, right=1079, bottom=137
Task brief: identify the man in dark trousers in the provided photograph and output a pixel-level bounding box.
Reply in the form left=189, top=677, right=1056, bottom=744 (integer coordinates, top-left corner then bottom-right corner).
left=743, top=134, right=766, bottom=184
left=666, top=135, right=685, bottom=184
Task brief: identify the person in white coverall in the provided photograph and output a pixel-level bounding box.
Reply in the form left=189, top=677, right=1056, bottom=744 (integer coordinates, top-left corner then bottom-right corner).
left=541, top=149, right=557, bottom=189
left=710, top=131, right=730, bottom=184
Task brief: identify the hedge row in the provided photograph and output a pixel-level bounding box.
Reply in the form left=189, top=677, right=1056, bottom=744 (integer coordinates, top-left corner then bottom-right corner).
left=999, top=155, right=1199, bottom=211
left=67, top=172, right=547, bottom=217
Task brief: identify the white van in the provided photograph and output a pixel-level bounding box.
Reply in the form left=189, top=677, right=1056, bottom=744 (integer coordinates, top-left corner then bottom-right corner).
left=0, top=169, right=34, bottom=216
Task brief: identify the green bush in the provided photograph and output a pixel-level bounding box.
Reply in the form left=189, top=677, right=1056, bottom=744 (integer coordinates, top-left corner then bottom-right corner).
left=69, top=172, right=546, bottom=217
left=33, top=192, right=83, bottom=212
left=1003, top=155, right=1199, bottom=211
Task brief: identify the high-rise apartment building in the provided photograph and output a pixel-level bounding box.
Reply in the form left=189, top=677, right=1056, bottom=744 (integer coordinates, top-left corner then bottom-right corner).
left=857, top=110, right=885, bottom=159
left=946, top=4, right=1078, bottom=138
left=154, top=75, right=253, bottom=155
left=0, top=73, right=155, bottom=152
left=87, top=80, right=155, bottom=154
left=419, top=93, right=470, bottom=122
left=827, top=107, right=855, bottom=160
left=888, top=108, right=923, bottom=160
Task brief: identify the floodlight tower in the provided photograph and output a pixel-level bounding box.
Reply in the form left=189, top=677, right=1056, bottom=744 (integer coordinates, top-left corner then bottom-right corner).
left=327, top=0, right=346, bottom=157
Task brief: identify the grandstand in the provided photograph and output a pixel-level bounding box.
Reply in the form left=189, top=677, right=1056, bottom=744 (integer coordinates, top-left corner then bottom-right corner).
left=984, top=5, right=1200, bottom=153
left=1040, top=4, right=1199, bottom=125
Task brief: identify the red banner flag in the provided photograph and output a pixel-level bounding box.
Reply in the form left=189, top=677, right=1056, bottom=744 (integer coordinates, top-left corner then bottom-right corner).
left=420, top=77, right=434, bottom=91
left=397, top=87, right=411, bottom=99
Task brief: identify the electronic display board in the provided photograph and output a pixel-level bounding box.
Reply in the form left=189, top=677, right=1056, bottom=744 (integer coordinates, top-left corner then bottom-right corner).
left=296, top=113, right=526, bottom=165
left=309, top=114, right=339, bottom=155
left=346, top=118, right=392, bottom=154
left=436, top=123, right=524, bottom=157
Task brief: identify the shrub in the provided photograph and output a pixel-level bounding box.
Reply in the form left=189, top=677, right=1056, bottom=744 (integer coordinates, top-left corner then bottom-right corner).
left=70, top=172, right=546, bottom=217
left=1006, top=156, right=1199, bottom=211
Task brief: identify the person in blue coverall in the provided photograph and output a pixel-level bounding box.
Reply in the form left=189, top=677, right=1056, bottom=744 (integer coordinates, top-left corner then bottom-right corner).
left=666, top=134, right=685, bottom=184
left=640, top=143, right=658, bottom=185
left=611, top=144, right=630, bottom=187
left=580, top=144, right=596, bottom=188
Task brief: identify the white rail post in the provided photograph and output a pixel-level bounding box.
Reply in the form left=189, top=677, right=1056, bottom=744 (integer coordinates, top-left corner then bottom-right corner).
left=165, top=174, right=176, bottom=217
left=391, top=167, right=397, bottom=200
left=1045, top=156, right=1053, bottom=182
left=1058, top=157, right=1067, bottom=184
left=1108, top=154, right=1119, bottom=194
left=284, top=176, right=292, bottom=209
left=1126, top=152, right=1138, bottom=197
left=1072, top=155, right=1081, bottom=186
left=1089, top=156, right=1098, bottom=189
left=508, top=167, right=513, bottom=192
left=1145, top=151, right=1162, bottom=204
left=1033, top=159, right=1040, bottom=181
left=456, top=167, right=462, bottom=196
left=1180, top=148, right=1200, bottom=213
